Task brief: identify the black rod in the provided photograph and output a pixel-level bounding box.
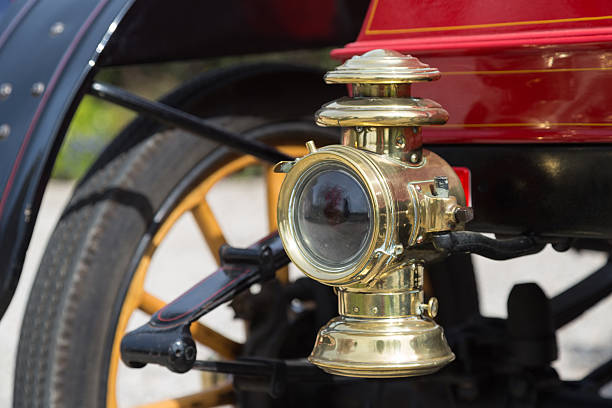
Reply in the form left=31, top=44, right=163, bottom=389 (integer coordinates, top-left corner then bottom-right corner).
left=550, top=257, right=612, bottom=329
left=581, top=359, right=612, bottom=389
left=88, top=82, right=293, bottom=164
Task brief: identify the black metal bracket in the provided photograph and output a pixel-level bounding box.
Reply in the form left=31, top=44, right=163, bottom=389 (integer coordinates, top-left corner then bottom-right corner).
left=551, top=256, right=612, bottom=329
left=120, top=233, right=289, bottom=373
left=193, top=358, right=348, bottom=398
left=432, top=231, right=546, bottom=260
left=580, top=358, right=612, bottom=392
left=88, top=82, right=292, bottom=164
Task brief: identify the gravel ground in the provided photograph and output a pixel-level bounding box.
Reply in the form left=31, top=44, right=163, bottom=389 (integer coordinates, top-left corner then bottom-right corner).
left=1, top=178, right=612, bottom=406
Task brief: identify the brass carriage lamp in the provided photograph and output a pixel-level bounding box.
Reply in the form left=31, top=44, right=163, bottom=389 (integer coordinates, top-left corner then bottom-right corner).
left=276, top=49, right=470, bottom=377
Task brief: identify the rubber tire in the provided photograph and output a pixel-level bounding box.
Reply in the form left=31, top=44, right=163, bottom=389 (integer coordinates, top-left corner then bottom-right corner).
left=13, top=118, right=327, bottom=407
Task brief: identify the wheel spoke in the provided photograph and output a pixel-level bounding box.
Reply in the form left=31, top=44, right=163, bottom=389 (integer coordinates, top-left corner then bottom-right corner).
left=265, top=165, right=283, bottom=231
left=134, top=382, right=234, bottom=408
left=108, top=253, right=153, bottom=408
left=139, top=292, right=242, bottom=359
left=192, top=200, right=227, bottom=265
left=263, top=145, right=310, bottom=283
left=265, top=165, right=289, bottom=283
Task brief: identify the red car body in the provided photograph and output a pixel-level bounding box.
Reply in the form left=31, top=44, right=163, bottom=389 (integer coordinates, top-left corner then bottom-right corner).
left=335, top=0, right=612, bottom=144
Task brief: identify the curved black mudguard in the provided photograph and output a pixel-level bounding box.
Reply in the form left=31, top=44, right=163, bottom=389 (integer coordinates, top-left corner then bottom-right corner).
left=0, top=0, right=134, bottom=319
left=0, top=0, right=367, bottom=318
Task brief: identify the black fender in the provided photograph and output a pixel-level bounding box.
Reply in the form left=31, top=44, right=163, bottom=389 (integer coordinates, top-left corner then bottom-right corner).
left=0, top=0, right=134, bottom=319
left=0, top=0, right=11, bottom=20
left=0, top=0, right=367, bottom=318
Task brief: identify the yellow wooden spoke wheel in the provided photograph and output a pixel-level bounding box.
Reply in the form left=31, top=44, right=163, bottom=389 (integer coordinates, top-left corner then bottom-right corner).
left=14, top=121, right=336, bottom=408
left=107, top=144, right=307, bottom=408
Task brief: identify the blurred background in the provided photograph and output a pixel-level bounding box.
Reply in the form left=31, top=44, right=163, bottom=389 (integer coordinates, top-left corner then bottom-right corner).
left=1, top=50, right=611, bottom=405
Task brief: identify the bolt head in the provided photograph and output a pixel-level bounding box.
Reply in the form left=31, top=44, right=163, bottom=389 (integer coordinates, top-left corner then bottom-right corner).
left=0, top=124, right=10, bottom=139
left=249, top=283, right=262, bottom=295
left=0, top=83, right=12, bottom=99
left=31, top=82, right=45, bottom=96
left=50, top=22, right=65, bottom=36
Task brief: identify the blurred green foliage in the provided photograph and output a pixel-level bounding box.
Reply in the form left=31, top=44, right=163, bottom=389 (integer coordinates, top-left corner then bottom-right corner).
left=52, top=48, right=337, bottom=179
left=52, top=97, right=135, bottom=179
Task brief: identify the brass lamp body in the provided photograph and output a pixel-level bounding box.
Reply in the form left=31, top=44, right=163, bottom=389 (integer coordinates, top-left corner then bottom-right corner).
left=276, top=50, right=470, bottom=377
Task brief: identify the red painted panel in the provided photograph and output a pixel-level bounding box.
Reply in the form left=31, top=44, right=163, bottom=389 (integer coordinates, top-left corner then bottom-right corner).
left=332, top=0, right=612, bottom=144
left=359, top=0, right=612, bottom=40
left=419, top=44, right=612, bottom=144
left=453, top=167, right=472, bottom=207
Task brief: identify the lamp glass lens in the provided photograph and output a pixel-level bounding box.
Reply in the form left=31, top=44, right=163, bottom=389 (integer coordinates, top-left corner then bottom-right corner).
left=294, top=165, right=373, bottom=269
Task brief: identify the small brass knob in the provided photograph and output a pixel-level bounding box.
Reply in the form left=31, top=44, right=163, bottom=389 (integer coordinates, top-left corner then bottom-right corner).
left=454, top=206, right=474, bottom=223
left=305, top=140, right=317, bottom=153
left=421, top=297, right=439, bottom=319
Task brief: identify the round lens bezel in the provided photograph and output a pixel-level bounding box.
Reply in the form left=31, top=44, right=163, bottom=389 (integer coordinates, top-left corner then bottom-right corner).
left=277, top=145, right=395, bottom=285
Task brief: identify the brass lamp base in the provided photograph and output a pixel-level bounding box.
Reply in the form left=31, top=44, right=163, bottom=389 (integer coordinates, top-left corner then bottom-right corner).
left=309, top=315, right=455, bottom=378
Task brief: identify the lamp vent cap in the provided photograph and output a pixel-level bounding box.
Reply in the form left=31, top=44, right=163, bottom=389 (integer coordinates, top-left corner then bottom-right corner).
left=325, top=49, right=441, bottom=84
